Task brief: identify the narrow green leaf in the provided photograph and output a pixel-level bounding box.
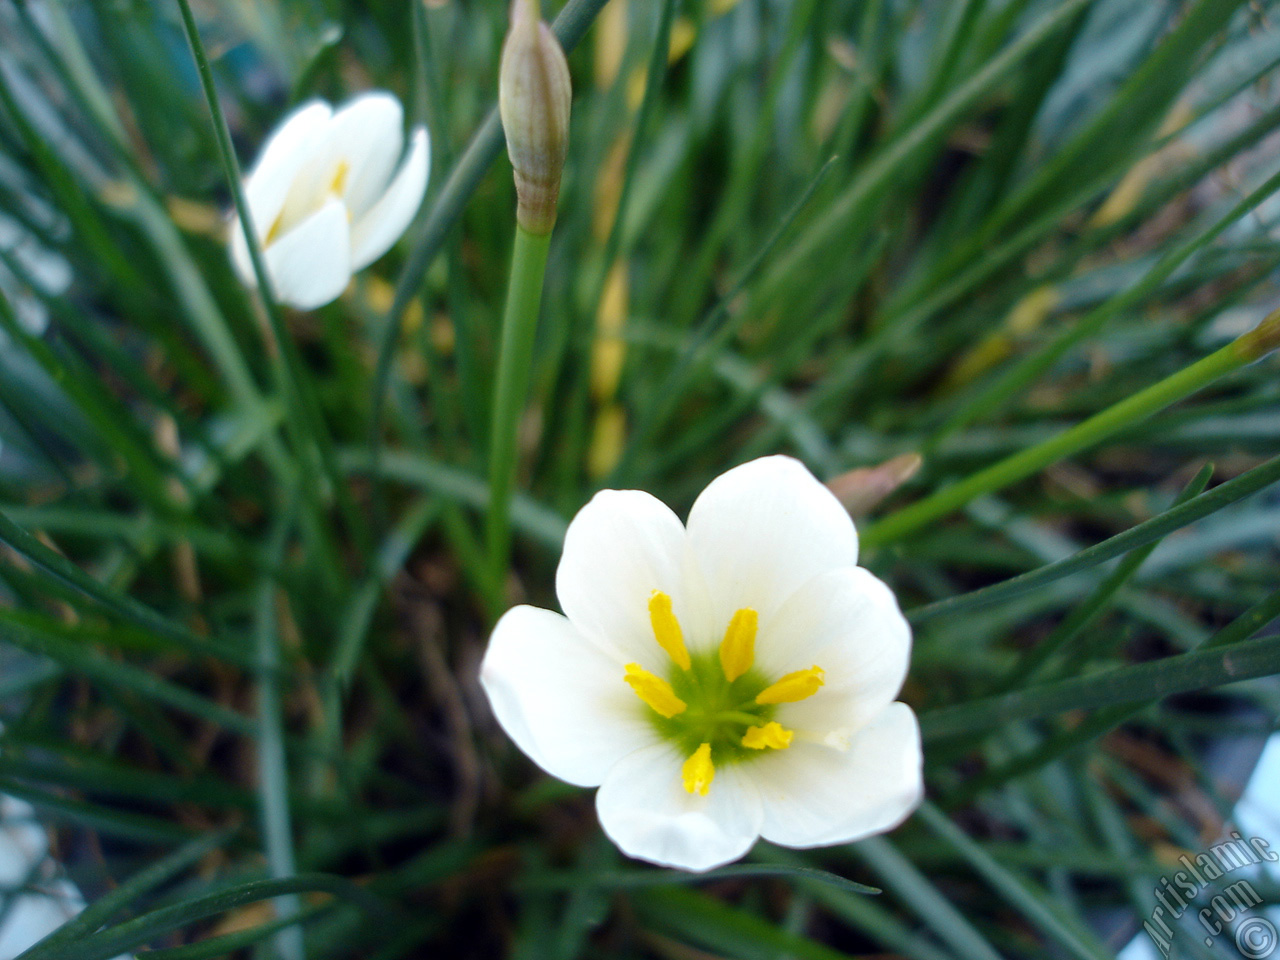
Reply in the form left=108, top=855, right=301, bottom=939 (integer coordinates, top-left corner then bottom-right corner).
left=19, top=876, right=391, bottom=960
left=907, top=453, right=1280, bottom=621
left=941, top=587, right=1280, bottom=803
left=636, top=886, right=857, bottom=960
left=852, top=837, right=1002, bottom=960
left=142, top=902, right=333, bottom=960
left=0, top=510, right=258, bottom=671
left=865, top=312, right=1280, bottom=547
left=520, top=862, right=879, bottom=897
left=993, top=462, right=1214, bottom=689
left=913, top=803, right=1114, bottom=960
left=0, top=608, right=259, bottom=737
left=922, top=626, right=1280, bottom=740
left=19, top=831, right=233, bottom=956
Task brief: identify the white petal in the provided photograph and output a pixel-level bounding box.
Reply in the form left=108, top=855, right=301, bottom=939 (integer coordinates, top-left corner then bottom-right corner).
left=686, top=456, right=858, bottom=628
left=330, top=92, right=407, bottom=220
left=234, top=100, right=333, bottom=270
left=754, top=702, right=922, bottom=849
left=0, top=798, right=47, bottom=886
left=349, top=126, right=430, bottom=270
left=597, top=743, right=763, bottom=871
left=263, top=198, right=351, bottom=309
left=758, top=567, right=911, bottom=737
left=556, top=489, right=713, bottom=669
left=245, top=100, right=333, bottom=188
left=480, top=606, right=656, bottom=787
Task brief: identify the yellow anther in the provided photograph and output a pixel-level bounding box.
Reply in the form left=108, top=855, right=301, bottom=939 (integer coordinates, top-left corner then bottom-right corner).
left=682, top=742, right=714, bottom=796
left=263, top=211, right=286, bottom=246
left=648, top=590, right=691, bottom=670
left=623, top=664, right=686, bottom=718
left=742, top=721, right=793, bottom=750
left=756, top=666, right=825, bottom=704
left=329, top=159, right=350, bottom=197
left=719, top=607, right=757, bottom=682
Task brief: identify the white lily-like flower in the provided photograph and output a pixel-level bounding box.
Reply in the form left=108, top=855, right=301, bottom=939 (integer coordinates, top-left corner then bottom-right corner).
left=229, top=92, right=429, bottom=310
left=481, top=455, right=923, bottom=872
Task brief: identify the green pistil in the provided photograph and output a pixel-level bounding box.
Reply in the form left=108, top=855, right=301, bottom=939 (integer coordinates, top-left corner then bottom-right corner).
left=645, top=650, right=776, bottom=764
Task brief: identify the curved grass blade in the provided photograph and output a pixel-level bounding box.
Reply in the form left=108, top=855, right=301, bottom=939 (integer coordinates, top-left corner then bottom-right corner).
left=0, top=608, right=259, bottom=737
left=0, top=779, right=195, bottom=846
left=921, top=626, right=1280, bottom=741
left=851, top=836, right=1002, bottom=960
left=864, top=311, right=1280, bottom=548
left=521, top=863, right=879, bottom=897
left=907, top=453, right=1280, bottom=622
left=0, top=510, right=258, bottom=671
left=940, top=587, right=1280, bottom=804
left=635, top=885, right=857, bottom=960
left=143, top=902, right=333, bottom=960
left=18, top=875, right=392, bottom=960
left=19, top=830, right=233, bottom=957
left=990, top=462, right=1213, bottom=690
left=913, top=803, right=1114, bottom=960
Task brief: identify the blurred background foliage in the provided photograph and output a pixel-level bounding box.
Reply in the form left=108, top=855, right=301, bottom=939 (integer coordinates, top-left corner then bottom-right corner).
left=0, top=0, right=1279, bottom=957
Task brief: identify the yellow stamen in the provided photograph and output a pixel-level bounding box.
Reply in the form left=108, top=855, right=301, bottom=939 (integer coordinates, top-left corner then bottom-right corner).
left=681, top=742, right=714, bottom=796
left=623, top=664, right=686, bottom=718
left=263, top=211, right=286, bottom=246
left=648, top=590, right=691, bottom=670
left=756, top=666, right=825, bottom=704
left=742, top=721, right=793, bottom=750
left=719, top=607, right=757, bottom=681
left=329, top=159, right=350, bottom=196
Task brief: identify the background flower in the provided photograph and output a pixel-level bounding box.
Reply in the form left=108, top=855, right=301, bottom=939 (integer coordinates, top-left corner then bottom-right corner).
left=229, top=91, right=429, bottom=309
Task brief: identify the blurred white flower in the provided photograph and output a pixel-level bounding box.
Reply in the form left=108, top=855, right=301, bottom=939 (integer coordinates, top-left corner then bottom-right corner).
left=0, top=796, right=128, bottom=959
left=481, top=455, right=923, bottom=872
left=229, top=91, right=429, bottom=310
left=0, top=211, right=71, bottom=339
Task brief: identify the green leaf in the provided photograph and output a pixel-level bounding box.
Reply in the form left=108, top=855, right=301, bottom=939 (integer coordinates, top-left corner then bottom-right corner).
left=907, top=453, right=1280, bottom=621
left=18, top=876, right=392, bottom=960
left=520, top=862, right=879, bottom=897
left=922, top=609, right=1280, bottom=740
left=18, top=831, right=233, bottom=957
left=0, top=510, right=258, bottom=672
left=913, top=803, right=1115, bottom=960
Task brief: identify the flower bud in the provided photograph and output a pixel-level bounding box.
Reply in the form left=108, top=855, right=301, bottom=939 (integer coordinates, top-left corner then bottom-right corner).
left=499, top=0, right=572, bottom=235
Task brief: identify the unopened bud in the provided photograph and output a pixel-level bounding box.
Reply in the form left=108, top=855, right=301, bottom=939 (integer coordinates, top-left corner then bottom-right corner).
left=499, top=0, right=572, bottom=235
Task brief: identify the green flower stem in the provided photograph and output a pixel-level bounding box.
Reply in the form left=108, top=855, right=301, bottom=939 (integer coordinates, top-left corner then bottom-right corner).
left=486, top=225, right=553, bottom=585
left=369, top=0, right=613, bottom=531
left=862, top=309, right=1280, bottom=548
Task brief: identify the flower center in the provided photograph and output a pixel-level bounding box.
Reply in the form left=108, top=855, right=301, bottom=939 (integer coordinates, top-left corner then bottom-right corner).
left=622, top=590, right=825, bottom=796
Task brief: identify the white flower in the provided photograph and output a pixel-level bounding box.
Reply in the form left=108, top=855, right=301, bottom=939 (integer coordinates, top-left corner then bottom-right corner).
left=229, top=92, right=429, bottom=310
left=480, top=455, right=923, bottom=872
